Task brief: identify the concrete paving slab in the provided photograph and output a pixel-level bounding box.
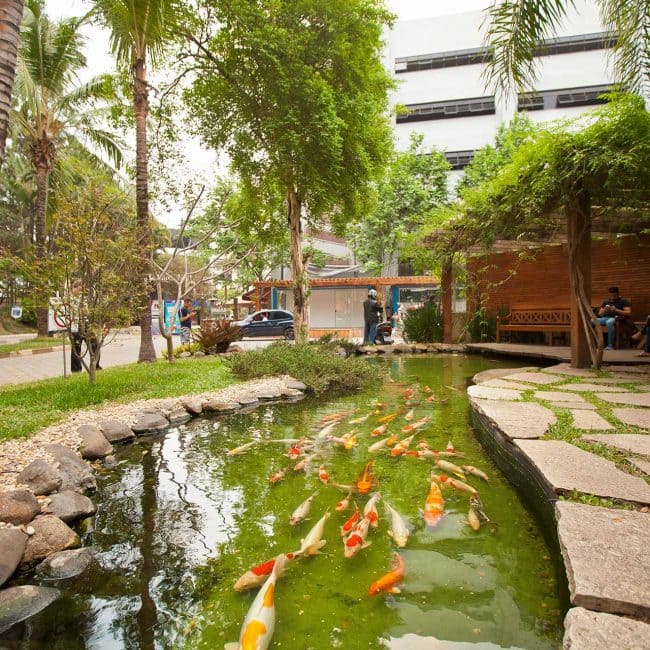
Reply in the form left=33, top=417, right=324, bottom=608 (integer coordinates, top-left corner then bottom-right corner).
left=472, top=367, right=538, bottom=384
left=558, top=383, right=629, bottom=393
left=543, top=364, right=598, bottom=377
left=588, top=377, right=642, bottom=384
left=535, top=391, right=587, bottom=403
left=582, top=434, right=650, bottom=456
left=466, top=385, right=522, bottom=401
left=596, top=392, right=650, bottom=407
left=563, top=607, right=650, bottom=649
left=470, top=399, right=556, bottom=439
left=628, top=457, right=650, bottom=475
left=515, top=439, right=650, bottom=504
left=502, top=371, right=563, bottom=385
left=569, top=411, right=615, bottom=430
left=550, top=401, right=597, bottom=411
left=556, top=501, right=650, bottom=618
left=481, top=378, right=536, bottom=390
left=607, top=365, right=650, bottom=374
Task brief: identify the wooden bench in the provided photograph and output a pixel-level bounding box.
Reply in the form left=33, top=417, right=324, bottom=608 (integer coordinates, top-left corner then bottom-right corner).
left=496, top=307, right=571, bottom=344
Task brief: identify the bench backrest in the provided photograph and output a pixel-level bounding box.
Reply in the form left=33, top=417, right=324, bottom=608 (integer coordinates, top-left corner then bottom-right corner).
left=509, top=308, right=571, bottom=325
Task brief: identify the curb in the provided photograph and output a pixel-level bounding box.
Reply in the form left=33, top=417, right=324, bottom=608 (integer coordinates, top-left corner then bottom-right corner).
left=0, top=346, right=61, bottom=359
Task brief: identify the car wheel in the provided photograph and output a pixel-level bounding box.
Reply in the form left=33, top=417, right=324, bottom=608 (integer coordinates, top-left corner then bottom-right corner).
left=284, top=327, right=295, bottom=341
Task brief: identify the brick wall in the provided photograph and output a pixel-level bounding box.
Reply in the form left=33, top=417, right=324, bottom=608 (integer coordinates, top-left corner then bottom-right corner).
left=467, top=235, right=650, bottom=321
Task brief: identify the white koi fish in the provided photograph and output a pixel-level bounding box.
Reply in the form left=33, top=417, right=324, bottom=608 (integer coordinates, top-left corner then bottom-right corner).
left=297, top=511, right=330, bottom=557
left=363, top=493, right=381, bottom=528
left=368, top=437, right=391, bottom=453
left=384, top=502, right=409, bottom=548
left=317, top=421, right=339, bottom=439
left=335, top=491, right=352, bottom=512
left=404, top=409, right=415, bottom=422
left=227, top=441, right=258, bottom=456
left=289, top=493, right=316, bottom=526
left=435, top=459, right=466, bottom=478
left=226, top=554, right=286, bottom=650
left=349, top=413, right=372, bottom=424
left=462, top=465, right=489, bottom=482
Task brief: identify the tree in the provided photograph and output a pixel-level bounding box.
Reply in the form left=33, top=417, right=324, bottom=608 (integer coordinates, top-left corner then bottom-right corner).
left=348, top=133, right=450, bottom=275
left=13, top=0, right=122, bottom=335
left=94, top=0, right=181, bottom=362
left=185, top=0, right=394, bottom=342
left=0, top=0, right=24, bottom=167
left=484, top=0, right=649, bottom=97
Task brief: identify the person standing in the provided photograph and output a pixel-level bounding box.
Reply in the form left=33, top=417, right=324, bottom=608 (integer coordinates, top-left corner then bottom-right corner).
left=596, top=286, right=631, bottom=350
left=68, top=280, right=84, bottom=372
left=363, top=289, right=383, bottom=344
left=180, top=298, right=196, bottom=345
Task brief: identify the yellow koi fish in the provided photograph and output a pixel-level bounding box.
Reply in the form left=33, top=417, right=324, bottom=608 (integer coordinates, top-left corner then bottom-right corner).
left=349, top=413, right=372, bottom=424
left=227, top=441, right=258, bottom=456
left=376, top=412, right=399, bottom=424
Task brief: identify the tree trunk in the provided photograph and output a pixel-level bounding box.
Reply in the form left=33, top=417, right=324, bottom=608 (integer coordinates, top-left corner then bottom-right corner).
left=134, top=55, right=156, bottom=362
left=287, top=189, right=309, bottom=342
left=441, top=258, right=453, bottom=344
left=34, top=159, right=50, bottom=336
left=0, top=0, right=24, bottom=168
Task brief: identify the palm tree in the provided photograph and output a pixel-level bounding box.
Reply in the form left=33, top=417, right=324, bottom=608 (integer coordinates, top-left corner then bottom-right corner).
left=93, top=0, right=180, bottom=362
left=0, top=0, right=25, bottom=167
left=484, top=0, right=649, bottom=97
left=13, top=0, right=122, bottom=335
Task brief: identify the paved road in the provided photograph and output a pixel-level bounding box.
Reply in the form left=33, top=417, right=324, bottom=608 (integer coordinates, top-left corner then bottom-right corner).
left=0, top=334, right=273, bottom=386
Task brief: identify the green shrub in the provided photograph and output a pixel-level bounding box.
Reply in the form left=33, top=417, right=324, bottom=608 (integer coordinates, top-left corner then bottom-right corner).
left=313, top=333, right=358, bottom=357
left=403, top=303, right=443, bottom=343
left=162, top=342, right=201, bottom=359
left=464, top=307, right=498, bottom=342
left=225, top=342, right=378, bottom=394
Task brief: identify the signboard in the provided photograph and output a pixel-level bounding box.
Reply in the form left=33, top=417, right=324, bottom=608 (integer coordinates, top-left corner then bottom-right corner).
left=10, top=306, right=22, bottom=320
left=48, top=297, right=68, bottom=333
left=163, top=300, right=181, bottom=334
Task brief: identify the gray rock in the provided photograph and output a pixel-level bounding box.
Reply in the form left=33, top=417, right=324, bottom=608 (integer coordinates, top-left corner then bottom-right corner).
left=35, top=547, right=95, bottom=580
left=103, top=455, right=118, bottom=469
left=237, top=393, right=259, bottom=407
left=179, top=351, right=192, bottom=358
left=180, top=397, right=203, bottom=415
left=280, top=388, right=303, bottom=399
left=194, top=351, right=205, bottom=357
left=612, top=408, right=650, bottom=430
left=569, top=410, right=615, bottom=430
left=203, top=400, right=240, bottom=413
left=0, top=528, right=28, bottom=586
left=471, top=399, right=556, bottom=439
left=45, top=444, right=96, bottom=493
left=131, top=411, right=169, bottom=434
left=466, top=385, right=522, bottom=401
left=559, top=383, right=629, bottom=393
left=77, top=424, right=113, bottom=459
left=358, top=345, right=378, bottom=354
left=98, top=419, right=135, bottom=443
left=502, top=371, right=563, bottom=385
left=168, top=408, right=191, bottom=424
left=254, top=392, right=282, bottom=402
left=596, top=392, right=650, bottom=407
left=16, top=460, right=62, bottom=495
left=284, top=377, right=307, bottom=391
left=516, top=440, right=650, bottom=504
left=44, top=490, right=96, bottom=523
left=556, top=501, right=650, bottom=618
left=473, top=367, right=539, bottom=384
left=0, top=585, right=60, bottom=634
left=550, top=401, right=597, bottom=411
left=155, top=399, right=179, bottom=415
left=563, top=607, right=650, bottom=649
left=0, top=490, right=41, bottom=525
left=21, top=515, right=79, bottom=564
left=535, top=391, right=587, bottom=403
left=582, top=433, right=650, bottom=456
left=413, top=344, right=429, bottom=353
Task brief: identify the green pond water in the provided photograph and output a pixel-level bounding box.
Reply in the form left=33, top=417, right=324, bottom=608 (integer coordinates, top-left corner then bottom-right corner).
left=4, top=355, right=564, bottom=649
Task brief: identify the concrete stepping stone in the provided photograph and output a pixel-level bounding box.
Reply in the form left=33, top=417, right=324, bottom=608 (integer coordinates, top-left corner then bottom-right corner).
left=466, top=385, right=522, bottom=401
left=501, top=371, right=563, bottom=384
left=588, top=377, right=640, bottom=384
left=563, top=607, right=650, bottom=649
left=607, top=365, right=650, bottom=374
left=470, top=399, right=556, bottom=439
left=543, top=364, right=597, bottom=377
left=628, top=457, right=650, bottom=475
left=473, top=367, right=538, bottom=384
left=569, top=410, right=614, bottom=430
left=535, top=391, right=587, bottom=403
left=515, top=440, right=650, bottom=504
left=480, top=378, right=535, bottom=390
left=558, top=383, right=629, bottom=393
left=582, top=433, right=650, bottom=456
left=550, top=401, right=597, bottom=411
left=596, top=392, right=650, bottom=407
left=556, top=501, right=650, bottom=618
left=612, top=408, right=650, bottom=429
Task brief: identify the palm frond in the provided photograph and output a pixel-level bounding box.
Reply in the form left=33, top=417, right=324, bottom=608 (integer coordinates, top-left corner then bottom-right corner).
left=58, top=74, right=118, bottom=112
left=77, top=127, right=125, bottom=168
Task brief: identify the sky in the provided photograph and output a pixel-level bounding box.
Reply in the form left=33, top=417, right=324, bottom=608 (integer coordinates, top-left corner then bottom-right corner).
left=45, top=0, right=493, bottom=226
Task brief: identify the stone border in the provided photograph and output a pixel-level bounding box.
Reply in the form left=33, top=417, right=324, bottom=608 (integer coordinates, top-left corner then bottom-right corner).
left=355, top=342, right=467, bottom=355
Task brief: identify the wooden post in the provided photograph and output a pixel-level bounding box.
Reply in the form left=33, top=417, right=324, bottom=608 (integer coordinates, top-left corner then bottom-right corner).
left=441, top=259, right=452, bottom=343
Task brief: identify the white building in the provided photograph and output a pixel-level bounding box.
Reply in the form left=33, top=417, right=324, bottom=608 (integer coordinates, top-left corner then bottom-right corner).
left=386, top=0, right=617, bottom=185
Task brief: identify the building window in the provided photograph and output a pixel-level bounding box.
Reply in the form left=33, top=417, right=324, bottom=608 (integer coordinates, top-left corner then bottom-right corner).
left=534, top=31, right=617, bottom=57
left=518, top=85, right=613, bottom=112
left=445, top=150, right=476, bottom=170
left=397, top=97, right=495, bottom=123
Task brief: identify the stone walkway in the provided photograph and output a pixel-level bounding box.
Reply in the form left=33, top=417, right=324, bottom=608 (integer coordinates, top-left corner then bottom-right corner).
left=469, top=362, right=650, bottom=648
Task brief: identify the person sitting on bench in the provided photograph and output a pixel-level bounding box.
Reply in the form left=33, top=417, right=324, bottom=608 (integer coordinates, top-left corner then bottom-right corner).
left=596, top=286, right=631, bottom=350
left=634, top=315, right=650, bottom=357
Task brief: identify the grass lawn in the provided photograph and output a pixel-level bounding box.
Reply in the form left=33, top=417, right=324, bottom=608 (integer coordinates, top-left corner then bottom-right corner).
left=0, top=357, right=234, bottom=442
left=0, top=336, right=65, bottom=354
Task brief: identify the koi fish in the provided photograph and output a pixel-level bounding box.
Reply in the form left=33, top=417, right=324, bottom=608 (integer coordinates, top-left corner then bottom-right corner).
left=233, top=552, right=296, bottom=592
left=446, top=440, right=454, bottom=453
left=432, top=473, right=478, bottom=496
left=317, top=421, right=339, bottom=439
left=320, top=411, right=350, bottom=425
left=384, top=502, right=409, bottom=548
left=335, top=491, right=352, bottom=512
left=468, top=495, right=490, bottom=531
left=368, top=553, right=405, bottom=596
left=426, top=395, right=435, bottom=403
left=404, top=409, right=415, bottom=422
left=340, top=505, right=360, bottom=537
left=286, top=444, right=302, bottom=459
left=376, top=412, right=399, bottom=424
left=293, top=454, right=316, bottom=473
left=343, top=433, right=358, bottom=450
left=354, top=461, right=375, bottom=494
left=401, top=417, right=431, bottom=434
left=297, top=511, right=330, bottom=557
left=390, top=434, right=416, bottom=457
left=371, top=424, right=388, bottom=437
left=363, top=493, right=381, bottom=528
left=269, top=468, right=286, bottom=484
left=435, top=459, right=465, bottom=478
left=289, top=493, right=316, bottom=526
left=417, top=440, right=429, bottom=450
left=402, top=388, right=414, bottom=399
left=344, top=516, right=371, bottom=559
left=423, top=386, right=433, bottom=394
left=318, top=464, right=329, bottom=484
left=422, top=479, right=444, bottom=527
left=227, top=441, right=258, bottom=456
left=385, top=434, right=399, bottom=447
left=468, top=505, right=481, bottom=531
left=368, top=437, right=391, bottom=453
left=462, top=465, right=489, bottom=482
left=349, top=413, right=372, bottom=424
left=370, top=400, right=387, bottom=410
left=226, top=554, right=286, bottom=650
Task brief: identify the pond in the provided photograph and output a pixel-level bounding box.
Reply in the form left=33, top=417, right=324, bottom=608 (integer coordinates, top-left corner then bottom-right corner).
left=4, top=355, right=565, bottom=649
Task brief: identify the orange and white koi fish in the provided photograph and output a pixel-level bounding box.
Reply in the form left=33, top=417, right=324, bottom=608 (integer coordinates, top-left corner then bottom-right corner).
left=422, top=479, right=444, bottom=527
left=446, top=440, right=454, bottom=453
left=344, top=516, right=371, bottom=558
left=233, top=552, right=296, bottom=592
left=368, top=437, right=391, bottom=453
left=401, top=417, right=430, bottom=434
left=376, top=412, right=399, bottom=424
left=227, top=441, right=258, bottom=456
left=462, top=465, right=489, bottom=482
left=404, top=409, right=415, bottom=422
left=423, top=386, right=433, bottom=394
left=435, top=459, right=465, bottom=478
left=390, top=434, right=416, bottom=457
left=371, top=423, right=388, bottom=437
left=269, top=468, right=286, bottom=484
left=340, top=505, right=360, bottom=537
left=286, top=444, right=303, bottom=459
left=384, top=502, right=409, bottom=548
left=368, top=553, right=405, bottom=596
left=226, top=554, right=286, bottom=650
left=349, top=413, right=372, bottom=424
left=402, top=388, right=414, bottom=399
left=385, top=434, right=399, bottom=447
left=297, top=511, right=330, bottom=557
left=432, top=473, right=479, bottom=496
left=290, top=493, right=316, bottom=526
left=293, top=453, right=316, bottom=473
left=335, top=491, right=352, bottom=512
left=426, top=395, right=436, bottom=403
left=354, top=461, right=375, bottom=494
left=370, top=399, right=387, bottom=409
left=417, top=440, right=429, bottom=450
left=363, top=493, right=381, bottom=528
left=320, top=411, right=350, bottom=425
left=318, top=464, right=329, bottom=484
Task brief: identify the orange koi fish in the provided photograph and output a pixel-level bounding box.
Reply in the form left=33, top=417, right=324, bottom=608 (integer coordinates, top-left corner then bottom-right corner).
left=404, top=409, right=415, bottom=422
left=371, top=424, right=388, bottom=437
left=433, top=473, right=479, bottom=496
left=340, top=506, right=360, bottom=537
left=390, top=434, right=416, bottom=457
left=376, top=412, right=399, bottom=424
left=402, top=388, right=414, bottom=399
left=293, top=454, right=315, bottom=473
left=234, top=553, right=296, bottom=592
left=336, top=491, right=352, bottom=512
left=269, top=468, right=286, bottom=484
left=368, top=553, right=405, bottom=596
left=344, top=516, right=371, bottom=558
left=426, top=395, right=435, bottom=403
left=363, top=493, right=381, bottom=528
left=286, top=444, right=302, bottom=459
left=354, top=461, right=375, bottom=494
left=422, top=479, right=444, bottom=527
left=318, top=464, right=329, bottom=484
